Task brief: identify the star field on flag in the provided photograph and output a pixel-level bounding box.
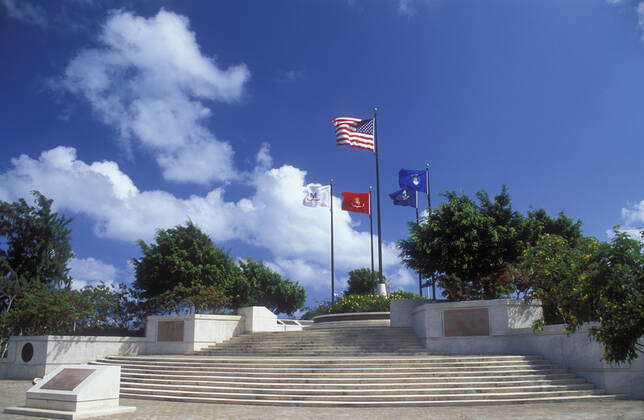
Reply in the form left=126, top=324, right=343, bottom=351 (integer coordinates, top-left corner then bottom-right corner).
left=332, top=117, right=375, bottom=151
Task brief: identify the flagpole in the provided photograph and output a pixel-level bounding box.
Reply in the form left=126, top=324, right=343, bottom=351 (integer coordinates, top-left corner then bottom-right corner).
left=373, top=107, right=385, bottom=295
left=425, top=162, right=435, bottom=300
left=415, top=191, right=422, bottom=296
left=369, top=186, right=374, bottom=279
left=330, top=178, right=335, bottom=303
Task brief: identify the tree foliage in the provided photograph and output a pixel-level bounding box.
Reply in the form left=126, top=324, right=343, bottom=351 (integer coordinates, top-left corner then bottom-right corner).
left=507, top=231, right=643, bottom=364
left=132, top=221, right=245, bottom=305
left=79, top=283, right=143, bottom=333
left=0, top=285, right=92, bottom=355
left=345, top=268, right=386, bottom=296
left=504, top=234, right=599, bottom=325
left=238, top=258, right=305, bottom=316
left=132, top=223, right=305, bottom=314
left=398, top=186, right=582, bottom=300
left=147, top=282, right=228, bottom=315
left=0, top=191, right=74, bottom=296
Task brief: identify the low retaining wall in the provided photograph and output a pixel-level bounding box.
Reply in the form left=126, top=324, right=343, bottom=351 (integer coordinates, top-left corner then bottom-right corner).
left=0, top=335, right=146, bottom=380
left=402, top=299, right=644, bottom=399
left=146, top=314, right=244, bottom=355
left=1, top=306, right=301, bottom=379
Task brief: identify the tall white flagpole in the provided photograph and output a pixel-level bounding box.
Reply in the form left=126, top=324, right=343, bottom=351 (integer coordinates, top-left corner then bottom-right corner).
left=373, top=108, right=386, bottom=295
left=330, top=179, right=335, bottom=303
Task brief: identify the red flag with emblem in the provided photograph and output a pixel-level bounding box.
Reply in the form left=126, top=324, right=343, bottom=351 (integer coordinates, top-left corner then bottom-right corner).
left=341, top=192, right=371, bottom=214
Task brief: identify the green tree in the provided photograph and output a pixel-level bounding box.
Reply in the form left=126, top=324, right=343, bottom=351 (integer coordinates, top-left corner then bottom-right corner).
left=505, top=234, right=600, bottom=325
left=0, top=285, right=93, bottom=355
left=132, top=221, right=245, bottom=308
left=239, top=258, right=305, bottom=316
left=509, top=230, right=643, bottom=364
left=0, top=191, right=74, bottom=294
left=586, top=231, right=643, bottom=363
left=345, top=268, right=386, bottom=296
left=79, top=283, right=143, bottom=333
left=148, top=282, right=228, bottom=315
left=398, top=186, right=582, bottom=300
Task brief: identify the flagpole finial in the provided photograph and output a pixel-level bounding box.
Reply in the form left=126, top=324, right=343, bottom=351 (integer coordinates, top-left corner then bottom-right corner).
left=369, top=185, right=373, bottom=191
left=373, top=107, right=379, bottom=113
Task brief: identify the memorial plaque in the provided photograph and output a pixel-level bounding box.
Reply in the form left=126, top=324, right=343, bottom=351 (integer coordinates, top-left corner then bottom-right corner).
left=41, top=368, right=95, bottom=391
left=443, top=308, right=490, bottom=337
left=157, top=320, right=184, bottom=342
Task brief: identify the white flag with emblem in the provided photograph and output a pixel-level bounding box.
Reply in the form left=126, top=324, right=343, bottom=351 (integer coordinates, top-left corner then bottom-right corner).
left=303, top=184, right=331, bottom=207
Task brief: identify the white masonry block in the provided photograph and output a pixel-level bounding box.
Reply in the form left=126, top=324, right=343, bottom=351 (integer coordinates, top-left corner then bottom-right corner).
left=4, top=364, right=136, bottom=419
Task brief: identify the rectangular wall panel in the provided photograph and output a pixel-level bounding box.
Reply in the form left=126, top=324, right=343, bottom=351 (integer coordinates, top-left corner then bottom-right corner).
left=157, top=321, right=184, bottom=342
left=443, top=308, right=490, bottom=337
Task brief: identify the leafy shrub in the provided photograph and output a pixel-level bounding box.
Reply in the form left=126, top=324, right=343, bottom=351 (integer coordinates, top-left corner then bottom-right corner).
left=301, top=291, right=424, bottom=318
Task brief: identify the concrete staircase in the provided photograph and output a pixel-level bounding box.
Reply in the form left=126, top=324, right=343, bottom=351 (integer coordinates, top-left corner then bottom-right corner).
left=193, top=326, right=429, bottom=357
left=92, top=327, right=618, bottom=407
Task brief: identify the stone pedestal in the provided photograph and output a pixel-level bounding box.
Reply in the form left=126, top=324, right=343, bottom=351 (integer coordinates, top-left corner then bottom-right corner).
left=4, top=364, right=135, bottom=419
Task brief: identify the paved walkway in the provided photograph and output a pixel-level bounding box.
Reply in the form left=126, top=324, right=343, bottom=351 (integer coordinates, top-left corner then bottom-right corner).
left=1, top=380, right=643, bottom=420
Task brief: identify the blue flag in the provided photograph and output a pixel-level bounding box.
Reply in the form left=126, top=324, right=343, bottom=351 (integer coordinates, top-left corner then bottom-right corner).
left=389, top=189, right=417, bottom=207
left=399, top=169, right=427, bottom=193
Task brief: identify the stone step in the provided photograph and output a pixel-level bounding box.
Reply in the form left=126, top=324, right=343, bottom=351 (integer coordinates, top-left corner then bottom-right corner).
left=120, top=382, right=596, bottom=396
left=120, top=387, right=605, bottom=402
left=118, top=372, right=580, bottom=384
left=96, top=362, right=560, bottom=374
left=100, top=325, right=616, bottom=407
left=193, top=352, right=435, bottom=357
left=198, top=346, right=429, bottom=352
left=201, top=340, right=425, bottom=345
left=115, top=367, right=570, bottom=379
left=118, top=392, right=617, bottom=407
left=103, top=355, right=545, bottom=364
left=120, top=377, right=587, bottom=389
left=215, top=343, right=424, bottom=348
left=219, top=332, right=414, bottom=339
left=98, top=359, right=551, bottom=369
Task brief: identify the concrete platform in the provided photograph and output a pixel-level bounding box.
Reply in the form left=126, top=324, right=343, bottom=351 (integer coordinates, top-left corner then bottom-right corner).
left=1, top=380, right=643, bottom=419
left=3, top=405, right=136, bottom=419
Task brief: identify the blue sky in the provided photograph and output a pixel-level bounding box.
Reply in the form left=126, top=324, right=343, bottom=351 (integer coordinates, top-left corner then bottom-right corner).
left=1, top=0, right=642, bottom=309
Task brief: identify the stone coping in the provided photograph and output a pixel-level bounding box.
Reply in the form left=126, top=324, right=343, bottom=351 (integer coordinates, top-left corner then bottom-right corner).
left=412, top=298, right=541, bottom=314
left=312, top=312, right=390, bottom=323
left=147, top=314, right=242, bottom=321
left=7, top=336, right=146, bottom=342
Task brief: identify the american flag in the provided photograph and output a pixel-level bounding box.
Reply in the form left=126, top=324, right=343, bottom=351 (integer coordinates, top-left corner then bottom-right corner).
left=332, top=117, right=375, bottom=151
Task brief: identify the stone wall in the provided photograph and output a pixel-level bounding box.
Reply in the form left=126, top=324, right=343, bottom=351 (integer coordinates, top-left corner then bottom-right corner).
left=145, top=313, right=243, bottom=355
left=0, top=335, right=146, bottom=380
left=400, top=299, right=644, bottom=399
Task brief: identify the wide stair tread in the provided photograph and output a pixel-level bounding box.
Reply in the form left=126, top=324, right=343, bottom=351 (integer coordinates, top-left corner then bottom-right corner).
left=98, top=326, right=619, bottom=406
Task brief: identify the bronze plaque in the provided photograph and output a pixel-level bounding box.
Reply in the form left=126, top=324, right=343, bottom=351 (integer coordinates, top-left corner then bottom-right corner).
left=443, top=308, right=490, bottom=337
left=41, top=368, right=95, bottom=391
left=157, top=320, right=184, bottom=342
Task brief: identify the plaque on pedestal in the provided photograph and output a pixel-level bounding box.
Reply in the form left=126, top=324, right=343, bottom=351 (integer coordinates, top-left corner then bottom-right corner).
left=4, top=364, right=136, bottom=419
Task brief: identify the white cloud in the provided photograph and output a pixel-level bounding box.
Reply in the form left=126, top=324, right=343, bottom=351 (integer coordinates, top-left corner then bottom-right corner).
left=387, top=266, right=417, bottom=289
left=1, top=0, right=47, bottom=28
left=638, top=2, right=644, bottom=37
left=614, top=200, right=644, bottom=240
left=278, top=70, right=303, bottom=82
left=268, top=259, right=331, bottom=292
left=69, top=257, right=119, bottom=290
left=0, top=146, right=401, bottom=279
left=397, top=0, right=414, bottom=16
left=59, top=9, right=250, bottom=185
left=622, top=200, right=644, bottom=226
